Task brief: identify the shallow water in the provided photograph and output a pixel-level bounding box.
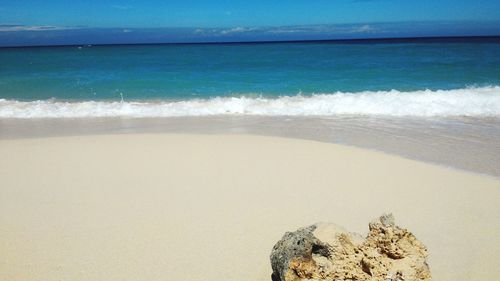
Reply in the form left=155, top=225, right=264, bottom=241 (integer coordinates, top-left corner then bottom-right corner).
left=1, top=116, right=498, bottom=177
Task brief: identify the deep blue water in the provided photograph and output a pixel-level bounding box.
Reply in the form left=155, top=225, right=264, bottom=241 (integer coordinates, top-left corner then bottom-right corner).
left=0, top=38, right=499, bottom=118
left=1, top=38, right=499, bottom=101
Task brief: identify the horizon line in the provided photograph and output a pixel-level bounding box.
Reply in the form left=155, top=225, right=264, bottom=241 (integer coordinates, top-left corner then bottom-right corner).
left=2, top=35, right=500, bottom=49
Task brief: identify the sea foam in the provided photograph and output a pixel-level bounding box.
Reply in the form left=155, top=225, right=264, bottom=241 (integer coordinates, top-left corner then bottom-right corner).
left=1, top=86, right=499, bottom=118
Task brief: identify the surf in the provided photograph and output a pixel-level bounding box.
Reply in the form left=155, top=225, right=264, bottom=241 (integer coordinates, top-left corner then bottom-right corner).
left=1, top=86, right=499, bottom=118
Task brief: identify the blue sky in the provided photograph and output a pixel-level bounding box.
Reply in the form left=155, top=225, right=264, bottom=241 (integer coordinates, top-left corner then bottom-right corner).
left=1, top=0, right=500, bottom=46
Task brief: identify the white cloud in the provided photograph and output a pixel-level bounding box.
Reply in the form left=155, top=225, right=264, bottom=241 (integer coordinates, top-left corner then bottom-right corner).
left=264, top=24, right=379, bottom=35
left=190, top=24, right=380, bottom=38
left=350, top=24, right=376, bottom=33
left=220, top=27, right=255, bottom=35
left=265, top=26, right=308, bottom=34
left=0, top=25, right=78, bottom=32
left=194, top=27, right=258, bottom=36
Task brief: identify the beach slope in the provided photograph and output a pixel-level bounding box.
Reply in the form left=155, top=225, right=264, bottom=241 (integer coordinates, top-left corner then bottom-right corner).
left=0, top=134, right=498, bottom=281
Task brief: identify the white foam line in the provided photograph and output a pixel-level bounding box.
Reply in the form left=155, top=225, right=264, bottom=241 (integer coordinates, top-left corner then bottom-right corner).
left=1, top=86, right=499, bottom=118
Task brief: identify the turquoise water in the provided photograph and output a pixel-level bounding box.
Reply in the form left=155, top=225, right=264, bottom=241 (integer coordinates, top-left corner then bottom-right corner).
left=0, top=38, right=500, bottom=117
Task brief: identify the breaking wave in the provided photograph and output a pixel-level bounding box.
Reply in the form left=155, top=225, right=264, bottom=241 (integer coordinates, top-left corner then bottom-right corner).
left=1, top=86, right=499, bottom=118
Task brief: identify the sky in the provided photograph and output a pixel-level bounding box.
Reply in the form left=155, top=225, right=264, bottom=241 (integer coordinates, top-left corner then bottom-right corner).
left=1, top=0, right=500, bottom=46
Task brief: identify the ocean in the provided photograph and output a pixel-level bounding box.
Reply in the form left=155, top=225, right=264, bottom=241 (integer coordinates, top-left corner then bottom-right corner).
left=1, top=37, right=500, bottom=118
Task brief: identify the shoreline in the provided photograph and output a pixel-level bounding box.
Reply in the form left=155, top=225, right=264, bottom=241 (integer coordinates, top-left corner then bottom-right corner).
left=1, top=116, right=499, bottom=177
left=0, top=133, right=499, bottom=281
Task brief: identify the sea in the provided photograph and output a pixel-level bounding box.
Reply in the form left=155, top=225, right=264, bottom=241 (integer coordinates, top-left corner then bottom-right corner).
left=0, top=37, right=499, bottom=118
left=1, top=37, right=499, bottom=176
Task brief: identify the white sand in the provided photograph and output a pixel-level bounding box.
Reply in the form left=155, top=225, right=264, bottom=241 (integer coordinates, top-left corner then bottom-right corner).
left=0, top=134, right=498, bottom=281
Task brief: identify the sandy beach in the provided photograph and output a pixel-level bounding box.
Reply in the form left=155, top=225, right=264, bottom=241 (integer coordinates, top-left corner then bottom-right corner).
left=0, top=133, right=498, bottom=281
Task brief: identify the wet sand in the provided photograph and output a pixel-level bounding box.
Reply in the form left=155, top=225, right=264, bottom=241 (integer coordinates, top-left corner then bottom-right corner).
left=1, top=116, right=499, bottom=176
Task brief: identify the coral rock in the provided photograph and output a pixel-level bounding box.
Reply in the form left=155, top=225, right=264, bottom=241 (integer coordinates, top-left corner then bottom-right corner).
left=270, top=214, right=431, bottom=281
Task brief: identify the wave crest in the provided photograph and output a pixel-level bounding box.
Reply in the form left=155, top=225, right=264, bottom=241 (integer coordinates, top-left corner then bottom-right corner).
left=1, top=87, right=500, bottom=118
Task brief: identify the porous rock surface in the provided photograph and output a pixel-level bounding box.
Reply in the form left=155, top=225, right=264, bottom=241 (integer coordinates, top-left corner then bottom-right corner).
left=270, top=214, right=430, bottom=281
